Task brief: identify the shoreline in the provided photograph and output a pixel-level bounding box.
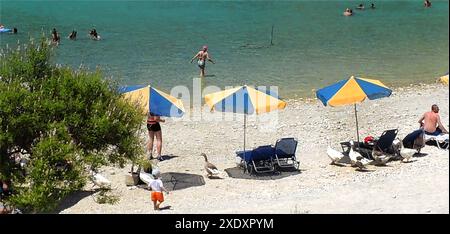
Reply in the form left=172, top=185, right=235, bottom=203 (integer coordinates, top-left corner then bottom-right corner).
left=58, top=82, right=449, bottom=214
left=284, top=80, right=448, bottom=101
left=178, top=81, right=448, bottom=113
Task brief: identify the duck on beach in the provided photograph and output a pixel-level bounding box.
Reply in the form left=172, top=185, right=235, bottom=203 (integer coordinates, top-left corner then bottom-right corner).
left=326, top=139, right=345, bottom=165
left=90, top=170, right=111, bottom=189
left=200, top=153, right=220, bottom=178
left=398, top=141, right=418, bottom=163
left=371, top=148, right=392, bottom=166
left=349, top=141, right=372, bottom=171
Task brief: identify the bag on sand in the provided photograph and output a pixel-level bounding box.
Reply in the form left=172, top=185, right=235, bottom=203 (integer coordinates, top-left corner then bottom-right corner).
left=402, top=129, right=424, bottom=149
left=124, top=164, right=141, bottom=186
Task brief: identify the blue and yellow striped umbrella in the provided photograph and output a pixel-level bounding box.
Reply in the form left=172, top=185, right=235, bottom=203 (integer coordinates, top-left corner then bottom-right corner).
left=316, top=76, right=392, bottom=142
left=439, top=72, right=448, bottom=85
left=119, top=85, right=185, bottom=117
left=205, top=85, right=286, bottom=114
left=205, top=85, right=286, bottom=151
left=316, top=76, right=391, bottom=107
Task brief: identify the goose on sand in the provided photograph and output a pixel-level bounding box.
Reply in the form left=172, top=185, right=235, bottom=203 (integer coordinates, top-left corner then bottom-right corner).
left=371, top=148, right=392, bottom=166
left=399, top=141, right=417, bottom=163
left=349, top=141, right=372, bottom=171
left=326, top=139, right=345, bottom=165
left=90, top=170, right=111, bottom=189
left=201, top=153, right=220, bottom=178
left=139, top=171, right=154, bottom=186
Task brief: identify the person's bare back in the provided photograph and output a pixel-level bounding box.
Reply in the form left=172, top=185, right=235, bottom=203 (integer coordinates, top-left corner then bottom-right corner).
left=190, top=45, right=215, bottom=77
left=419, top=104, right=448, bottom=135
left=198, top=50, right=208, bottom=61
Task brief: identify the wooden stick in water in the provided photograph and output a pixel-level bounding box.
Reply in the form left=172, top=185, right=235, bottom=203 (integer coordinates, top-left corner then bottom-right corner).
left=270, top=25, right=274, bottom=46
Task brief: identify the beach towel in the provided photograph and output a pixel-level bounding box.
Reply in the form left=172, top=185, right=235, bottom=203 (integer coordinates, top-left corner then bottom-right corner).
left=424, top=133, right=449, bottom=149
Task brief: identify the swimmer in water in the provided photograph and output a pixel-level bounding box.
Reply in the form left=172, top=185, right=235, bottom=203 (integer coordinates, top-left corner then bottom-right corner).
left=51, top=28, right=60, bottom=45
left=344, top=8, right=353, bottom=16
left=89, top=28, right=101, bottom=40
left=357, top=3, right=365, bottom=10
left=68, top=30, right=77, bottom=40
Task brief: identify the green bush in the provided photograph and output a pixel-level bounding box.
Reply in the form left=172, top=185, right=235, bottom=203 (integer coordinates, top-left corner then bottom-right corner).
left=139, top=157, right=153, bottom=173
left=0, top=38, right=145, bottom=213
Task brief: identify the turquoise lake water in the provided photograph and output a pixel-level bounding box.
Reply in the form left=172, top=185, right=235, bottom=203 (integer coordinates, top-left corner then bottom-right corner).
left=0, top=0, right=448, bottom=98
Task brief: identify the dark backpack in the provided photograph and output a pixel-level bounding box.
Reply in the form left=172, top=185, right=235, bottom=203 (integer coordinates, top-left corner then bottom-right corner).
left=402, top=129, right=423, bottom=149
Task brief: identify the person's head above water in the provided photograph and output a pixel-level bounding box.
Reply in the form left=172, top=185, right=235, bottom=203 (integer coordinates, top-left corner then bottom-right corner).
left=202, top=45, right=208, bottom=51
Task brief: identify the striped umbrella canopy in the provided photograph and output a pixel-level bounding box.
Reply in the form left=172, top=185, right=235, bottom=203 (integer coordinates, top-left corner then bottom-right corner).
left=119, top=85, right=185, bottom=117
left=316, top=76, right=392, bottom=142
left=439, top=72, right=448, bottom=85
left=204, top=85, right=286, bottom=152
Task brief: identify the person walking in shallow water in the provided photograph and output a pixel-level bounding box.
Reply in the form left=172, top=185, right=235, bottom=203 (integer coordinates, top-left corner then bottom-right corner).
left=190, top=45, right=215, bottom=77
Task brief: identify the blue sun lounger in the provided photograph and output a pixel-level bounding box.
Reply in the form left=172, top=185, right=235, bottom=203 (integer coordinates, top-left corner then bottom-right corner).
left=236, top=145, right=276, bottom=174
left=274, top=138, right=299, bottom=169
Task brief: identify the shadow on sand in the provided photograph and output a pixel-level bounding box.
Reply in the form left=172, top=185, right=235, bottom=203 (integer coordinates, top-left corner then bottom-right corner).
left=54, top=189, right=99, bottom=213
left=225, top=167, right=302, bottom=180
left=159, top=154, right=179, bottom=161
left=159, top=205, right=172, bottom=210
left=414, top=152, right=429, bottom=158
left=161, top=172, right=205, bottom=191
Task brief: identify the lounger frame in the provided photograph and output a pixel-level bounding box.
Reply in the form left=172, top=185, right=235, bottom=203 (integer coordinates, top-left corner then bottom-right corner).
left=274, top=138, right=299, bottom=169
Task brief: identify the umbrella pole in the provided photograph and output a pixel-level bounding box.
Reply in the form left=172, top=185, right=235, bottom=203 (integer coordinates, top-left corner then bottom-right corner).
left=244, top=114, right=246, bottom=152
left=354, top=104, right=360, bottom=144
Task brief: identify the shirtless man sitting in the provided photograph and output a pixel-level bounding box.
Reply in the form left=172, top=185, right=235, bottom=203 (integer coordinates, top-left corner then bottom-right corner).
left=418, top=104, right=448, bottom=136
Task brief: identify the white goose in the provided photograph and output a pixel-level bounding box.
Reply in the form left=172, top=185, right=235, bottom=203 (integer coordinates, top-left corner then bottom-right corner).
left=399, top=141, right=417, bottom=163
left=349, top=141, right=372, bottom=170
left=139, top=171, right=154, bottom=186
left=201, top=153, right=220, bottom=178
left=349, top=140, right=361, bottom=165
left=90, top=170, right=111, bottom=189
left=392, top=139, right=402, bottom=157
left=140, top=163, right=159, bottom=185
left=326, top=139, right=345, bottom=165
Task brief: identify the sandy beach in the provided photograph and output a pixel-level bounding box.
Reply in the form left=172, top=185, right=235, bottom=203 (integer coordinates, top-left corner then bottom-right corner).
left=57, top=83, right=449, bottom=214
